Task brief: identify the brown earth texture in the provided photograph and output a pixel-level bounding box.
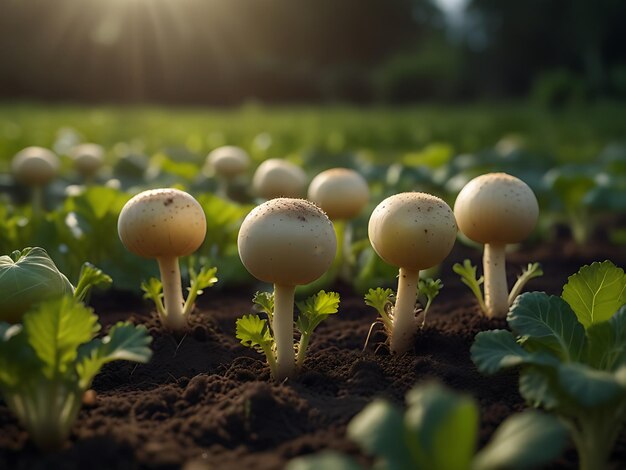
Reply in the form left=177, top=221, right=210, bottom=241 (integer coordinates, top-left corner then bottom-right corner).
left=1, top=236, right=626, bottom=470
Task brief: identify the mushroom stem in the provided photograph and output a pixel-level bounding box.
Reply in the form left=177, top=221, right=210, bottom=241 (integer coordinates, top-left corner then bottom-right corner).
left=483, top=243, right=508, bottom=318
left=32, top=186, right=43, bottom=219
left=157, top=256, right=187, bottom=331
left=273, top=283, right=296, bottom=380
left=390, top=267, right=420, bottom=354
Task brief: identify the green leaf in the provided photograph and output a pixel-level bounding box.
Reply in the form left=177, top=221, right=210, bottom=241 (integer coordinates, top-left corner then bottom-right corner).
left=364, top=287, right=394, bottom=329
left=22, top=296, right=99, bottom=379
left=235, top=314, right=276, bottom=377
left=347, top=399, right=414, bottom=470
left=471, top=330, right=558, bottom=375
left=518, top=368, right=561, bottom=410
left=73, top=262, right=112, bottom=302
left=405, top=383, right=478, bottom=470
left=295, top=291, right=340, bottom=336
left=508, top=263, right=544, bottom=305
left=473, top=411, right=567, bottom=470
left=253, top=291, right=275, bottom=323
left=453, top=260, right=487, bottom=315
left=562, top=261, right=626, bottom=329
left=141, top=277, right=165, bottom=318
left=183, top=264, right=218, bottom=316
left=557, top=362, right=626, bottom=407
left=586, top=306, right=626, bottom=370
left=286, top=451, right=363, bottom=470
left=77, top=322, right=153, bottom=389
left=417, top=278, right=443, bottom=325
left=0, top=323, right=36, bottom=388
left=507, top=292, right=585, bottom=362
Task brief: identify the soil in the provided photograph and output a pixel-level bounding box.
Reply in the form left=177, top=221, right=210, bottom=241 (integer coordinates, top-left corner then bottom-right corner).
left=1, top=236, right=626, bottom=470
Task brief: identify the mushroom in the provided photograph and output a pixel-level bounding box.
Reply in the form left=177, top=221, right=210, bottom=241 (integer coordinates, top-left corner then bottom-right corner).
left=238, top=198, right=336, bottom=379
left=118, top=188, right=207, bottom=331
left=252, top=158, right=307, bottom=200
left=368, top=192, right=457, bottom=353
left=453, top=173, right=539, bottom=318
left=206, top=145, right=250, bottom=199
left=11, top=146, right=60, bottom=216
left=69, top=143, right=104, bottom=182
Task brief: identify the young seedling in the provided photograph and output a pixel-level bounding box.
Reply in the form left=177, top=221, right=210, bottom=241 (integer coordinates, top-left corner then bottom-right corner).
left=236, top=290, right=340, bottom=378
left=11, top=146, right=60, bottom=217
left=287, top=382, right=567, bottom=470
left=454, top=173, right=539, bottom=318
left=206, top=145, right=250, bottom=198
left=252, top=158, right=308, bottom=200
left=118, top=188, right=211, bottom=331
left=0, top=295, right=152, bottom=451
left=237, top=198, right=336, bottom=379
left=472, top=261, right=626, bottom=470
left=367, top=192, right=456, bottom=354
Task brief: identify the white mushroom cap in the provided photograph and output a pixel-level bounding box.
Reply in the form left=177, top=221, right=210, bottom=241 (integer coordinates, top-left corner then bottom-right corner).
left=207, top=145, right=250, bottom=179
left=12, top=146, right=60, bottom=186
left=252, top=158, right=307, bottom=200
left=118, top=188, right=207, bottom=259
left=70, top=143, right=104, bottom=177
left=307, top=168, right=369, bottom=220
left=368, top=192, right=457, bottom=270
left=238, top=198, right=336, bottom=286
left=454, top=172, right=538, bottom=245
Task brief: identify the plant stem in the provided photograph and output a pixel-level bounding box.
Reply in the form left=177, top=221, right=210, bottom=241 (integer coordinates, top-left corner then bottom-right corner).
left=571, top=411, right=620, bottom=470
left=31, top=186, right=43, bottom=220
left=157, top=256, right=187, bottom=331
left=483, top=243, right=508, bottom=318
left=273, top=283, right=296, bottom=380
left=296, top=333, right=310, bottom=369
left=390, top=267, right=420, bottom=354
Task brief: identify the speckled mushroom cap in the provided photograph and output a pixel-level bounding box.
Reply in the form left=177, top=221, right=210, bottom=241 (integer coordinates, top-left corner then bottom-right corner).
left=238, top=198, right=337, bottom=286
left=118, top=188, right=207, bottom=259
left=12, top=146, right=60, bottom=186
left=368, top=192, right=457, bottom=270
left=307, top=168, right=369, bottom=220
left=453, top=173, right=538, bottom=245
left=70, top=143, right=104, bottom=177
left=207, top=146, right=250, bottom=178
left=252, top=158, right=307, bottom=199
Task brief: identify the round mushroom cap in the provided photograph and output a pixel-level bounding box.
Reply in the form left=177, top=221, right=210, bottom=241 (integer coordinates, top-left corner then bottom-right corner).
left=238, top=198, right=337, bottom=286
left=207, top=145, right=250, bottom=178
left=70, top=143, right=104, bottom=177
left=454, top=172, right=539, bottom=245
left=252, top=158, right=307, bottom=200
left=118, top=188, right=207, bottom=259
left=12, top=146, right=60, bottom=186
left=307, top=168, right=369, bottom=220
left=368, top=192, right=457, bottom=270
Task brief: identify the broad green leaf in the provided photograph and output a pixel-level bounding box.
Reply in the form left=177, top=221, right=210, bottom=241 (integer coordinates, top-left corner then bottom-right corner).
left=77, top=322, right=152, bottom=389
left=0, top=323, right=36, bottom=388
left=286, top=451, right=363, bottom=470
left=347, top=399, right=414, bottom=470
left=562, top=261, right=626, bottom=329
left=471, top=330, right=558, bottom=375
left=73, top=262, right=112, bottom=302
left=405, top=383, right=477, bottom=470
left=296, top=291, right=340, bottom=335
left=586, top=306, right=626, bottom=370
left=80, top=186, right=120, bottom=220
left=557, top=362, right=626, bottom=407
left=23, top=296, right=99, bottom=379
left=507, top=292, right=585, bottom=362
left=518, top=368, right=561, bottom=410
left=473, top=411, right=567, bottom=470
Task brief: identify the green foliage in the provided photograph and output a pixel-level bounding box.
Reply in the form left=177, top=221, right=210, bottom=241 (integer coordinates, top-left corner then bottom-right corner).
left=287, top=382, right=566, bottom=470
left=235, top=314, right=277, bottom=377
left=471, top=261, right=626, bottom=470
left=295, top=291, right=340, bottom=367
left=417, top=278, right=443, bottom=326
left=0, top=295, right=151, bottom=450
left=453, top=260, right=487, bottom=315
left=73, top=262, right=112, bottom=302
left=364, top=287, right=395, bottom=331
left=508, top=263, right=543, bottom=306
left=141, top=277, right=166, bottom=318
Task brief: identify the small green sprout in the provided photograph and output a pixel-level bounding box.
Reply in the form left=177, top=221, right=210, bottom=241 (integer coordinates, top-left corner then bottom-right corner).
left=73, top=262, right=113, bottom=303
left=236, top=290, right=340, bottom=379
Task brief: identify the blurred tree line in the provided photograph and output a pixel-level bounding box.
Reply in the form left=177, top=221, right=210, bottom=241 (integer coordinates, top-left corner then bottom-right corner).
left=0, top=0, right=624, bottom=106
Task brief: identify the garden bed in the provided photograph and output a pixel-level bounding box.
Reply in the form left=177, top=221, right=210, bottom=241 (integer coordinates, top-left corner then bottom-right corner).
left=1, top=237, right=626, bottom=470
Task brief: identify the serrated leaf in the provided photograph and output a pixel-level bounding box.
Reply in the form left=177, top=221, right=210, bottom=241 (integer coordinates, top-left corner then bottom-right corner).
left=364, top=287, right=394, bottom=329
left=253, top=291, right=275, bottom=319
left=236, top=314, right=274, bottom=351
left=405, top=383, right=477, bottom=470
left=296, top=291, right=340, bottom=335
left=586, top=305, right=626, bottom=370
left=74, top=262, right=112, bottom=302
left=453, top=260, right=487, bottom=314
left=557, top=362, right=626, bottom=407
left=76, top=322, right=152, bottom=389
left=507, top=292, right=585, bottom=362
left=471, top=330, right=559, bottom=375
left=22, top=296, right=99, bottom=379
left=518, top=368, right=561, bottom=410
left=473, top=411, right=567, bottom=470
left=418, top=278, right=442, bottom=302
left=562, top=261, right=626, bottom=329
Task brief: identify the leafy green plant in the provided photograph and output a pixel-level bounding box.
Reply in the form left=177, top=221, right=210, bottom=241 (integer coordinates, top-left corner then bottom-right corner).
left=471, top=260, right=626, bottom=470
left=363, top=278, right=442, bottom=349
left=453, top=259, right=542, bottom=316
left=287, top=382, right=567, bottom=470
left=0, top=295, right=152, bottom=450
left=235, top=290, right=340, bottom=379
